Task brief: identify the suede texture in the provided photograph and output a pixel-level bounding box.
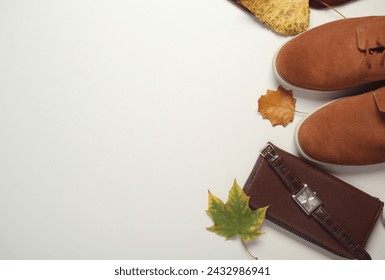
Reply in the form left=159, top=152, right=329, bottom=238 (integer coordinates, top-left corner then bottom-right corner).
left=276, top=16, right=385, bottom=91
left=297, top=87, right=385, bottom=165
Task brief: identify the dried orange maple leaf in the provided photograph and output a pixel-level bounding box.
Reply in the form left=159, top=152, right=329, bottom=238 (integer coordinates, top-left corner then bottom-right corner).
left=258, top=86, right=296, bottom=127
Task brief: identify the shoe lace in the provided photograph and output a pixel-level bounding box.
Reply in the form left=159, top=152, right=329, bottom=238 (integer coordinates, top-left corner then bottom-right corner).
left=365, top=37, right=385, bottom=68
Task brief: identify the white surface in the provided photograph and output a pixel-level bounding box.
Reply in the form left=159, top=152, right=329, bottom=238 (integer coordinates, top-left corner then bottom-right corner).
left=0, top=0, right=384, bottom=260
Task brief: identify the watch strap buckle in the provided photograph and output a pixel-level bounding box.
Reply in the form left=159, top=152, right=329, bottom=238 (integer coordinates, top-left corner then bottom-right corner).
left=260, top=143, right=279, bottom=163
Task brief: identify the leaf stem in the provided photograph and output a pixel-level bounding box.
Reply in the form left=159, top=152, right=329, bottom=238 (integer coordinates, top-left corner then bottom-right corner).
left=313, top=1, right=347, bottom=19
left=241, top=239, right=258, bottom=260
left=295, top=110, right=308, bottom=115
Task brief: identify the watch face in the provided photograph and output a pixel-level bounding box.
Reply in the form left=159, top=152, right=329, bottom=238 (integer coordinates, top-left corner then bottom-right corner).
left=293, top=185, right=322, bottom=215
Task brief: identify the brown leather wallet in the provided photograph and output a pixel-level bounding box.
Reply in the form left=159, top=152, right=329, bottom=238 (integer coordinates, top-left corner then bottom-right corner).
left=243, top=142, right=384, bottom=259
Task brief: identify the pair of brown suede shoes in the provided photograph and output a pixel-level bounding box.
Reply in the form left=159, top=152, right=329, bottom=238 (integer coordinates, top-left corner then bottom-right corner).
left=274, top=16, right=385, bottom=166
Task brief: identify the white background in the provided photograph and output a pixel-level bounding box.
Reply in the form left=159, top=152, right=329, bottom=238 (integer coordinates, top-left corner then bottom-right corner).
left=0, top=0, right=384, bottom=260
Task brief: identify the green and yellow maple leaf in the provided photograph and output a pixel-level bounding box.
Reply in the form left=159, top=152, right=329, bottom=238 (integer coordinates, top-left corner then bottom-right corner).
left=206, top=179, right=268, bottom=243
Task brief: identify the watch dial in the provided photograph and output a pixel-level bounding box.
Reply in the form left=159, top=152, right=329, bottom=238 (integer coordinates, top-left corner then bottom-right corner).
left=295, top=186, right=321, bottom=214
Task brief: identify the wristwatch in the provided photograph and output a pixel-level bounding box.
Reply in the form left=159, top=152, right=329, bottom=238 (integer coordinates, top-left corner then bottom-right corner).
left=260, top=144, right=371, bottom=260
left=292, top=184, right=322, bottom=215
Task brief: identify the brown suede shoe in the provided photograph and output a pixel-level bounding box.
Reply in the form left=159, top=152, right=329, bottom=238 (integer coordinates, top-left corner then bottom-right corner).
left=309, top=0, right=354, bottom=9
left=294, top=86, right=385, bottom=165
left=274, top=16, right=385, bottom=95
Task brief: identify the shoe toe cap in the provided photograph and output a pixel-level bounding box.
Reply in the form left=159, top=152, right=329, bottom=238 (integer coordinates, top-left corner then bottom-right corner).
left=296, top=90, right=385, bottom=165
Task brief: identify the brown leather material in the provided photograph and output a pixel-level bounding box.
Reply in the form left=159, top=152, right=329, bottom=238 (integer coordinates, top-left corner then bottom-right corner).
left=312, top=207, right=371, bottom=260
left=297, top=87, right=385, bottom=165
left=260, top=146, right=303, bottom=194
left=244, top=143, right=383, bottom=259
left=275, top=16, right=385, bottom=91
left=309, top=0, right=354, bottom=9
left=260, top=144, right=371, bottom=260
